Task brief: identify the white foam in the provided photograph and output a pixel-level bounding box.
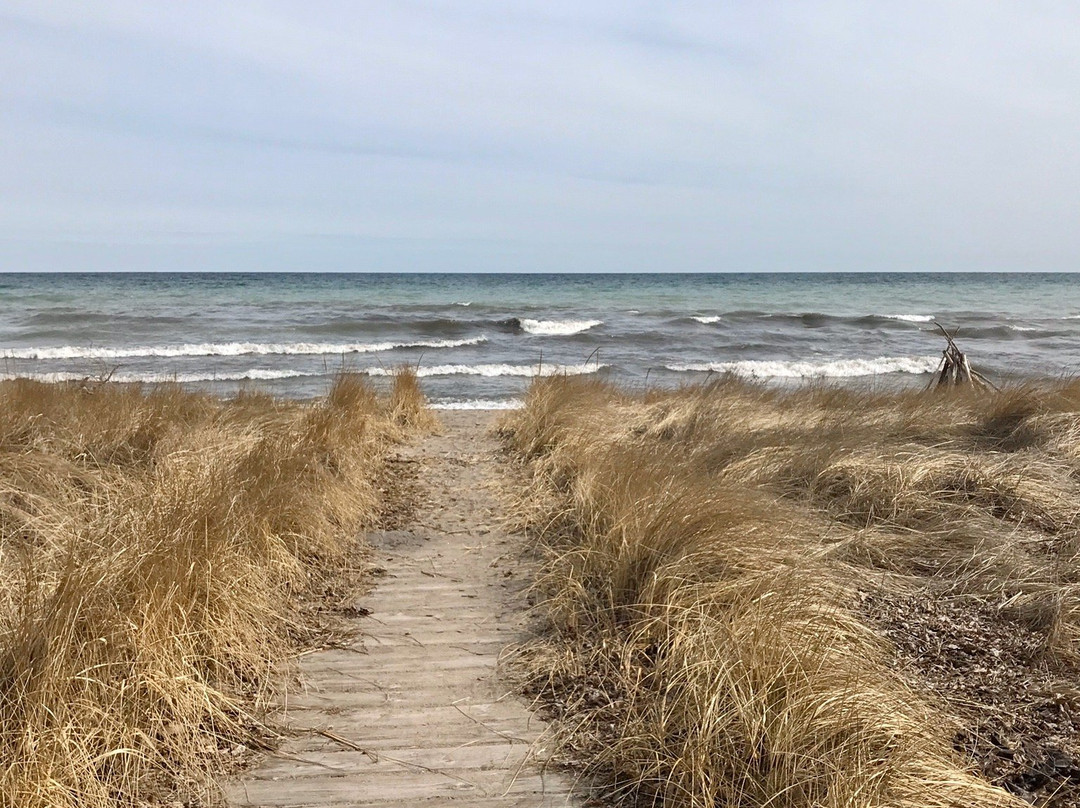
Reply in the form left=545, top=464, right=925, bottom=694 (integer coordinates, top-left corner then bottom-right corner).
left=431, top=399, right=524, bottom=410
left=1008, top=325, right=1039, bottom=332
left=880, top=314, right=934, bottom=323
left=0, top=369, right=317, bottom=384
left=692, top=315, right=722, bottom=324
left=665, top=355, right=941, bottom=379
left=519, top=319, right=602, bottom=336
left=364, top=363, right=607, bottom=378
left=0, top=371, right=109, bottom=384
left=1, top=336, right=486, bottom=360
left=0, top=361, right=606, bottom=385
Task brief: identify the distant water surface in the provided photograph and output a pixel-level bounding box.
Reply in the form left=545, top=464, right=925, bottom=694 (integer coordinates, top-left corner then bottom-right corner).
left=1, top=272, right=1078, bottom=407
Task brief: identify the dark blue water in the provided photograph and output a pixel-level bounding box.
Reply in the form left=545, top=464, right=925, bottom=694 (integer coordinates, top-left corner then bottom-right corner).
left=0, top=273, right=1078, bottom=406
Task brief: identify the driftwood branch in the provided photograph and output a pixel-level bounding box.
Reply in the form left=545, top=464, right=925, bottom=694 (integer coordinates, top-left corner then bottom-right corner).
left=928, top=323, right=996, bottom=392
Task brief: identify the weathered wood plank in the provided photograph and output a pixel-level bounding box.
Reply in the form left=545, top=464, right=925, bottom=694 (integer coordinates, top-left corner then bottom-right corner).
left=225, top=413, right=582, bottom=807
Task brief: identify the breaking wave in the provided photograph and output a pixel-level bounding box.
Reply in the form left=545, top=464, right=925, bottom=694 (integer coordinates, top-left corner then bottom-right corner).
left=0, top=369, right=317, bottom=384
left=880, top=314, right=935, bottom=323
left=0, top=362, right=607, bottom=385
left=718, top=311, right=938, bottom=328
left=364, top=363, right=608, bottom=378
left=517, top=318, right=602, bottom=336
left=430, top=399, right=524, bottom=410
left=1, top=337, right=486, bottom=360
left=692, top=315, right=722, bottom=324
left=665, top=356, right=941, bottom=379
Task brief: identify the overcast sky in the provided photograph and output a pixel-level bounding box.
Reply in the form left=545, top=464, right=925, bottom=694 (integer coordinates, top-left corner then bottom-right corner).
left=1, top=2, right=1078, bottom=272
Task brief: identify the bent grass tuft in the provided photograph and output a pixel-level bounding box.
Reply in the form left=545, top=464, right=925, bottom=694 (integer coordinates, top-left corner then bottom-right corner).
left=500, top=375, right=1080, bottom=807
left=0, top=371, right=426, bottom=808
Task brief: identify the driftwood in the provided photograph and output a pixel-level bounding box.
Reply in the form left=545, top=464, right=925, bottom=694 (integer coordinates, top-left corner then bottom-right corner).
left=928, top=323, right=995, bottom=391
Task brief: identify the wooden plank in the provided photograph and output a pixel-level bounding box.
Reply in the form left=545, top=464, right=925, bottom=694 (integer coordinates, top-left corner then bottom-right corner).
left=226, top=416, right=582, bottom=807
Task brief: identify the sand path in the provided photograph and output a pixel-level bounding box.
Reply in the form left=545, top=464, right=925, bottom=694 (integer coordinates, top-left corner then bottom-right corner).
left=227, top=411, right=578, bottom=807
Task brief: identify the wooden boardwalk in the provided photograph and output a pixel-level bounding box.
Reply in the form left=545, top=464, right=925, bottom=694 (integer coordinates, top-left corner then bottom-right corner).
left=226, top=412, right=579, bottom=808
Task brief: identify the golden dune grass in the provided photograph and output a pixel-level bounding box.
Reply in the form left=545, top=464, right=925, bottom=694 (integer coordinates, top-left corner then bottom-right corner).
left=0, top=370, right=431, bottom=808
left=501, top=376, right=1080, bottom=807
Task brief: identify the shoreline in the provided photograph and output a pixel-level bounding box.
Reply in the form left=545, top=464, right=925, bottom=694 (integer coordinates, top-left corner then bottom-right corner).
left=4, top=272, right=1080, bottom=399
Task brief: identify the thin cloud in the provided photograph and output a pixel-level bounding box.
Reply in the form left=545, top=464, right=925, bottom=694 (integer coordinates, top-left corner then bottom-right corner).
left=1, top=1, right=1078, bottom=271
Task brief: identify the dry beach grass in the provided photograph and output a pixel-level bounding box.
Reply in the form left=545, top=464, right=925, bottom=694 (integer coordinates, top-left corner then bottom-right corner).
left=0, top=370, right=431, bottom=808
left=500, top=375, right=1080, bottom=807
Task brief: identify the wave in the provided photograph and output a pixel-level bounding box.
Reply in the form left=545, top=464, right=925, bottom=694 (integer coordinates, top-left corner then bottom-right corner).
left=0, top=362, right=607, bottom=385
left=517, top=318, right=602, bottom=336
left=665, top=355, right=940, bottom=379
left=430, top=399, right=524, bottom=410
left=692, top=315, right=722, bottom=324
left=716, top=310, right=833, bottom=326
left=952, top=324, right=1059, bottom=340
left=23, top=310, right=189, bottom=327
left=0, top=369, right=317, bottom=384
left=880, top=314, right=934, bottom=323
left=725, top=311, right=839, bottom=328
left=364, top=363, right=608, bottom=378
left=717, top=311, right=939, bottom=328
left=1, top=336, right=486, bottom=360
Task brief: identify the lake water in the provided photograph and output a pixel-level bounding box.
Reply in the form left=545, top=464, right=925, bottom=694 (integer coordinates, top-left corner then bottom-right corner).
left=1, top=272, right=1078, bottom=406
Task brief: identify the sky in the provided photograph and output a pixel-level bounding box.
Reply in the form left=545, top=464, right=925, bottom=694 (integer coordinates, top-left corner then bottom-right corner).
left=1, top=2, right=1078, bottom=273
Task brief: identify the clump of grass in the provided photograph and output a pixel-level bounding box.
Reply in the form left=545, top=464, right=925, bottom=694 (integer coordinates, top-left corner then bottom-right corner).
left=0, top=371, right=425, bottom=808
left=501, top=375, right=1080, bottom=807
left=389, top=366, right=440, bottom=433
